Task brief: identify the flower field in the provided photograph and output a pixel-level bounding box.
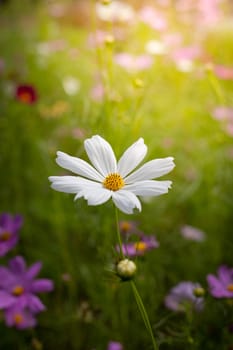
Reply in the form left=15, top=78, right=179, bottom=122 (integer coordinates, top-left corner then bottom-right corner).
left=0, top=0, right=233, bottom=349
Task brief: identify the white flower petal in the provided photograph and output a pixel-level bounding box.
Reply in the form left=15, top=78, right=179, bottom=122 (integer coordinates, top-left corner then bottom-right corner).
left=49, top=176, right=82, bottom=193
left=75, top=188, right=111, bottom=205
left=124, top=180, right=172, bottom=196
left=124, top=157, right=175, bottom=183
left=56, top=151, right=104, bottom=182
left=112, top=190, right=142, bottom=214
left=117, top=138, right=147, bottom=177
left=49, top=176, right=102, bottom=193
left=84, top=135, right=117, bottom=177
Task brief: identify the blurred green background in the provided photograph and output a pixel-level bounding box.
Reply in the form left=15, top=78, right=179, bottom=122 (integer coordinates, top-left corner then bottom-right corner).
left=0, top=0, right=233, bottom=349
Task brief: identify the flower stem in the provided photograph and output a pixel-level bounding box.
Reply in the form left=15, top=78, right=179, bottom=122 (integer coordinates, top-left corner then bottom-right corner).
left=114, top=207, right=158, bottom=349
left=114, top=207, right=124, bottom=259
left=131, top=281, right=159, bottom=350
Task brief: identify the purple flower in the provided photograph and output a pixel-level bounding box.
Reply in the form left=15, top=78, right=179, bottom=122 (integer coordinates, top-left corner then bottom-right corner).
left=0, top=256, right=54, bottom=329
left=207, top=265, right=233, bottom=298
left=118, top=234, right=159, bottom=257
left=0, top=213, right=23, bottom=256
left=107, top=341, right=123, bottom=350
left=119, top=220, right=141, bottom=236
left=164, top=281, right=204, bottom=312
left=5, top=304, right=37, bottom=329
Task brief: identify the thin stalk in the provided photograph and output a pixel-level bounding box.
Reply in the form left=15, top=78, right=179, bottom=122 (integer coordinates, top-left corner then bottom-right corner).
left=115, top=207, right=124, bottom=259
left=131, top=281, right=158, bottom=350
left=206, top=70, right=225, bottom=104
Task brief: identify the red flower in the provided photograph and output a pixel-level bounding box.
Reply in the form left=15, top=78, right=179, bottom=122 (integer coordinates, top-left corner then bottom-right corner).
left=15, top=85, right=37, bottom=104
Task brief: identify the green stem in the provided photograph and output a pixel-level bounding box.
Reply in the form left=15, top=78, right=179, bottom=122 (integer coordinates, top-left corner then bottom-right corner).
left=131, top=281, right=158, bottom=350
left=114, top=207, right=124, bottom=259
left=206, top=70, right=225, bottom=104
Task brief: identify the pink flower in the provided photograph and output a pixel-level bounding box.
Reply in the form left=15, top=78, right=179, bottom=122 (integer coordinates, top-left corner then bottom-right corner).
left=212, top=106, right=233, bottom=121
left=180, top=225, right=205, bottom=242
left=140, top=6, right=167, bottom=31
left=214, top=65, right=233, bottom=80
left=90, top=82, right=105, bottom=102
left=207, top=265, right=233, bottom=298
left=114, top=53, right=153, bottom=72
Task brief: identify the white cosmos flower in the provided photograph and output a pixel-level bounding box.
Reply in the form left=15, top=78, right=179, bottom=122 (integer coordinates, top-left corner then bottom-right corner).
left=49, top=135, right=175, bottom=214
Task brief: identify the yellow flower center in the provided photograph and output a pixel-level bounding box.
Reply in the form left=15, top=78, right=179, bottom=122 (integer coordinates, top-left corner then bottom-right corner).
left=12, top=285, right=24, bottom=296
left=0, top=231, right=11, bottom=241
left=14, top=313, right=24, bottom=325
left=103, top=173, right=124, bottom=191
left=227, top=284, right=233, bottom=292
left=134, top=241, right=147, bottom=252
left=120, top=221, right=131, bottom=232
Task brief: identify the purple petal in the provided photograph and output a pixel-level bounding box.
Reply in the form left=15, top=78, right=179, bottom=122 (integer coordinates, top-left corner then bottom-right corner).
left=0, top=291, right=15, bottom=309
left=218, top=265, right=233, bottom=285
left=12, top=215, right=24, bottom=231
left=31, top=279, right=54, bottom=293
left=25, top=262, right=42, bottom=280
left=8, top=256, right=26, bottom=275
left=0, top=235, right=19, bottom=257
left=26, top=294, right=46, bottom=313
left=0, top=213, right=11, bottom=227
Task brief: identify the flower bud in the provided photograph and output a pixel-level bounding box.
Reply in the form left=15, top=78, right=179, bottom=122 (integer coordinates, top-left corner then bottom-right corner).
left=193, top=287, right=205, bottom=297
left=104, top=35, right=115, bottom=47
left=133, top=78, right=144, bottom=89
left=116, top=259, right=137, bottom=281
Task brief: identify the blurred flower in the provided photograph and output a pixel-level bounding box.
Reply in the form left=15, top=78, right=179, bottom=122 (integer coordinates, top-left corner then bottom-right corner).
left=164, top=281, right=204, bottom=312
left=90, top=82, right=105, bottom=102
left=119, top=220, right=141, bottom=236
left=0, top=256, right=54, bottom=329
left=211, top=106, right=233, bottom=136
left=180, top=225, right=206, bottom=241
left=197, top=0, right=221, bottom=27
left=4, top=303, right=37, bottom=330
left=39, top=100, right=70, bottom=119
left=61, top=273, right=72, bottom=282
left=214, top=65, right=233, bottom=80
left=0, top=213, right=23, bottom=256
left=212, top=106, right=233, bottom=121
left=37, top=39, right=67, bottom=57
left=118, top=234, right=159, bottom=257
left=107, top=341, right=123, bottom=350
left=139, top=6, right=167, bottom=31
left=207, top=265, right=233, bottom=298
left=62, top=76, right=81, bottom=96
left=96, top=1, right=134, bottom=22
left=71, top=127, right=87, bottom=140
left=171, top=46, right=202, bottom=72
left=49, top=135, right=175, bottom=214
left=15, top=84, right=37, bottom=104
left=87, top=30, right=109, bottom=48
left=48, top=3, right=66, bottom=18
left=145, top=40, right=166, bottom=55
left=114, top=53, right=153, bottom=72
